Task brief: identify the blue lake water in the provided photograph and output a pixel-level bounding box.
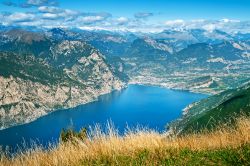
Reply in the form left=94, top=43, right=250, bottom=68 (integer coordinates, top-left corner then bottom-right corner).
left=0, top=85, right=207, bottom=151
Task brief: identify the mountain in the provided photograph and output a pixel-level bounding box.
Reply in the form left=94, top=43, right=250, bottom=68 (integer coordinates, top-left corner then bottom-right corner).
left=124, top=38, right=250, bottom=94
left=169, top=82, right=250, bottom=133
left=1, top=27, right=250, bottom=129
left=0, top=29, right=125, bottom=129
left=150, top=29, right=235, bottom=52
left=174, top=41, right=248, bottom=67
left=233, top=32, right=250, bottom=41
left=124, top=38, right=170, bottom=59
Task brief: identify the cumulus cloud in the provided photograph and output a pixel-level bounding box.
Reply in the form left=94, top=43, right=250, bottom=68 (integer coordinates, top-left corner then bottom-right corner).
left=0, top=1, right=249, bottom=34
left=161, top=19, right=249, bottom=33
left=165, top=19, right=185, bottom=26
left=190, top=19, right=205, bottom=23
left=134, top=12, right=153, bottom=19
left=116, top=17, right=129, bottom=25
left=220, top=18, right=240, bottom=23
left=3, top=12, right=36, bottom=23
left=38, top=6, right=61, bottom=13
left=79, top=16, right=106, bottom=24
left=27, top=0, right=56, bottom=6
left=76, top=12, right=111, bottom=25
left=42, top=13, right=60, bottom=19
left=38, top=6, right=79, bottom=21
left=2, top=0, right=58, bottom=8
left=75, top=18, right=249, bottom=33
left=202, top=24, right=218, bottom=32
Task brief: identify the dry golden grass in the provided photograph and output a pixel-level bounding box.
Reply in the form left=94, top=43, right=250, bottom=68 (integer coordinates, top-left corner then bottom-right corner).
left=1, top=117, right=250, bottom=166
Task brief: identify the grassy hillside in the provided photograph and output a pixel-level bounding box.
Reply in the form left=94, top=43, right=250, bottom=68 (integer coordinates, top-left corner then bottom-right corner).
left=170, top=82, right=250, bottom=133
left=0, top=116, right=250, bottom=166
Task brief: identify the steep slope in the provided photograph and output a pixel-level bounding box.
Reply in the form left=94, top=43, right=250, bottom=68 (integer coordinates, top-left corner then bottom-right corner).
left=1, top=27, right=250, bottom=129
left=124, top=38, right=170, bottom=59
left=125, top=39, right=250, bottom=94
left=176, top=41, right=245, bottom=63
left=0, top=30, right=126, bottom=129
left=170, top=82, right=250, bottom=133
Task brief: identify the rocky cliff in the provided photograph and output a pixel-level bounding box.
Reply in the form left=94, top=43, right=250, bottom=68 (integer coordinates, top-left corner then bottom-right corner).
left=0, top=30, right=126, bottom=129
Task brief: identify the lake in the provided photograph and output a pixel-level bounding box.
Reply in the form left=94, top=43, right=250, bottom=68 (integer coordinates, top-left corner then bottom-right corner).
left=0, top=85, right=207, bottom=151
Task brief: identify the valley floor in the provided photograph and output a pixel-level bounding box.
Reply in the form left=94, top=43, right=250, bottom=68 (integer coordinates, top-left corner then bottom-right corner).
left=1, top=116, right=250, bottom=166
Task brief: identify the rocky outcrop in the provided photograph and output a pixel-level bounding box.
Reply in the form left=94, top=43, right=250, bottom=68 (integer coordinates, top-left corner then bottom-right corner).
left=0, top=70, right=124, bottom=129
left=0, top=33, right=126, bottom=129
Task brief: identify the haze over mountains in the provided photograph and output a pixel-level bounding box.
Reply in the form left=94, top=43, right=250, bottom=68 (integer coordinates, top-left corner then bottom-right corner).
left=0, top=25, right=250, bottom=129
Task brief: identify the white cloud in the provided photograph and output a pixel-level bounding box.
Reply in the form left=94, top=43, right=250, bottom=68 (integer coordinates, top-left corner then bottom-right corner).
left=2, top=0, right=58, bottom=8
left=220, top=18, right=240, bottom=23
left=27, top=0, right=45, bottom=5
left=76, top=13, right=111, bottom=25
left=42, top=13, right=60, bottom=19
left=39, top=6, right=78, bottom=20
left=0, top=5, right=249, bottom=34
left=79, top=16, right=105, bottom=23
left=38, top=6, right=61, bottom=13
left=191, top=19, right=205, bottom=23
left=116, top=17, right=129, bottom=25
left=78, top=26, right=107, bottom=31
left=202, top=24, right=217, bottom=32
left=165, top=19, right=185, bottom=26
left=6, top=12, right=36, bottom=22
left=26, top=0, right=57, bottom=6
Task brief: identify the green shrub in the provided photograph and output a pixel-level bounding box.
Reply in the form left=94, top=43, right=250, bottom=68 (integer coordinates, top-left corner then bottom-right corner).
left=60, top=127, right=87, bottom=143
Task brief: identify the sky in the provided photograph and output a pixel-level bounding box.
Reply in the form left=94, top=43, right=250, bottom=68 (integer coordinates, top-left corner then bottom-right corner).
left=0, top=0, right=250, bottom=32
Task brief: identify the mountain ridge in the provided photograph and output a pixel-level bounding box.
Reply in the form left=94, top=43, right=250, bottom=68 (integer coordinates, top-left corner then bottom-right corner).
left=0, top=29, right=126, bottom=129
left=1, top=26, right=250, bottom=129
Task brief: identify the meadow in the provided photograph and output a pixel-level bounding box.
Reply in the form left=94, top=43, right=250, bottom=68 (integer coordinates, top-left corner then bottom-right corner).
left=1, top=116, right=250, bottom=166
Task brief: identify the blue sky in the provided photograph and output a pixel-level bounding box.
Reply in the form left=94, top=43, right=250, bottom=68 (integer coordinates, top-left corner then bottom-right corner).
left=59, top=0, right=250, bottom=20
left=0, top=0, right=249, bottom=32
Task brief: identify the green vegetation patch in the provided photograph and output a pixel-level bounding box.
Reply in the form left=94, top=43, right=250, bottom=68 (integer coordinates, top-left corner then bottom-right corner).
left=79, top=144, right=250, bottom=166
left=174, top=83, right=250, bottom=134
left=0, top=52, right=84, bottom=87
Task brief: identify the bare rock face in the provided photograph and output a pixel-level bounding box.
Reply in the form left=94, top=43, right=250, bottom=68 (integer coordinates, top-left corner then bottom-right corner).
left=0, top=34, right=126, bottom=129
left=0, top=76, right=50, bottom=129
left=0, top=73, right=124, bottom=129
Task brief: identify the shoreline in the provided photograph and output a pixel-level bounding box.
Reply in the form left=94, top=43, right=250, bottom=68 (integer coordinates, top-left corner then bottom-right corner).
left=0, top=85, right=127, bottom=131
left=128, top=82, right=213, bottom=95
left=0, top=82, right=210, bottom=131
